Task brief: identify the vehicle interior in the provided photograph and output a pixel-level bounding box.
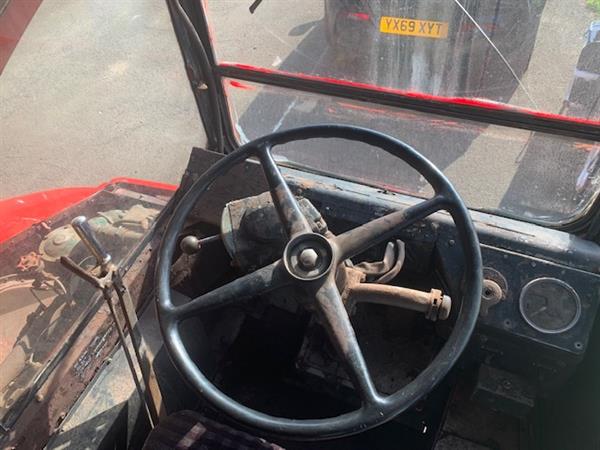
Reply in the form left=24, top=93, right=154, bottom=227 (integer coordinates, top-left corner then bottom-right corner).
left=1, top=0, right=600, bottom=449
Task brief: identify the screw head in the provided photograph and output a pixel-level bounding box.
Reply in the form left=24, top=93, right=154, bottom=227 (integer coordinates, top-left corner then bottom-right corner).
left=298, top=248, right=319, bottom=269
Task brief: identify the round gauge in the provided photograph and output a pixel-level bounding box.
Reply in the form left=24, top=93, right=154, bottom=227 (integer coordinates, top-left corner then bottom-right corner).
left=519, top=278, right=581, bottom=334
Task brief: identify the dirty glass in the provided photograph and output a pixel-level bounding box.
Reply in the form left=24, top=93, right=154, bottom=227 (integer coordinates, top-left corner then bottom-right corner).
left=0, top=183, right=170, bottom=427
left=0, top=0, right=202, bottom=430
left=225, top=79, right=599, bottom=223
left=207, top=0, right=600, bottom=223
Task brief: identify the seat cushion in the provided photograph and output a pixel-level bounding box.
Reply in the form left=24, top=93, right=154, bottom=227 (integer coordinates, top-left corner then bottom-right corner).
left=143, top=410, right=285, bottom=450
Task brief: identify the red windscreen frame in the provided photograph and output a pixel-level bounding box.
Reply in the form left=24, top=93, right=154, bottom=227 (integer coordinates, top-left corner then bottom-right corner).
left=219, top=62, right=600, bottom=130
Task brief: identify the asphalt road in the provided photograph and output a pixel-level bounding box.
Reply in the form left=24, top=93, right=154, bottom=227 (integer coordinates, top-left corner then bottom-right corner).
left=0, top=0, right=205, bottom=199
left=0, top=0, right=597, bottom=222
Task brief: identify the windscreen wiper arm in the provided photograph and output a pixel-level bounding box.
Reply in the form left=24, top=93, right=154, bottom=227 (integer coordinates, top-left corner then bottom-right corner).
left=249, top=0, right=263, bottom=14
left=452, top=0, right=539, bottom=110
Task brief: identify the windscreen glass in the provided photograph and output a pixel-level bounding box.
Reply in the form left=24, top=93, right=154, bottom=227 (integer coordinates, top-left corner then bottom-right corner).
left=206, top=0, right=600, bottom=223
left=225, top=79, right=599, bottom=223
left=0, top=1, right=200, bottom=428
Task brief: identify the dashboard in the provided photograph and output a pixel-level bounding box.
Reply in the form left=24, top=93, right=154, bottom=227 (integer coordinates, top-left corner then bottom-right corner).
left=281, top=169, right=600, bottom=392
left=182, top=147, right=600, bottom=407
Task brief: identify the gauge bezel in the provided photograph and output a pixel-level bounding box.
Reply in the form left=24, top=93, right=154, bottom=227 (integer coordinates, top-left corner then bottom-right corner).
left=519, top=277, right=581, bottom=334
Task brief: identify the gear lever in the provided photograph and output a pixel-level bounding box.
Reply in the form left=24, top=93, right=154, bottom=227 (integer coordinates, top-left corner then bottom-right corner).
left=71, top=216, right=112, bottom=270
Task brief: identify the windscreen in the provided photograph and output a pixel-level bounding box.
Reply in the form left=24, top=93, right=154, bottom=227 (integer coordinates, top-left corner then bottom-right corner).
left=206, top=0, right=600, bottom=223
left=0, top=0, right=201, bottom=431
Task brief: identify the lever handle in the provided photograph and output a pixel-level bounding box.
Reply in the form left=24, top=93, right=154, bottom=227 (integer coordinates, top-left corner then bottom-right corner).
left=60, top=256, right=103, bottom=288
left=71, top=216, right=112, bottom=268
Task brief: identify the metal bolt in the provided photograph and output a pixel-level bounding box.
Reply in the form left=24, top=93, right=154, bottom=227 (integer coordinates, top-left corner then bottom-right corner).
left=299, top=248, right=319, bottom=269
left=52, top=233, right=68, bottom=245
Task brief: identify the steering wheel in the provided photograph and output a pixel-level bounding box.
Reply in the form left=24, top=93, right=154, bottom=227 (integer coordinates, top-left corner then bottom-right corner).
left=156, top=125, right=482, bottom=440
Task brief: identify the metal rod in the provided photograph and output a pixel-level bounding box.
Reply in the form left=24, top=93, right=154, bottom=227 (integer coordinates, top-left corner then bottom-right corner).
left=63, top=216, right=159, bottom=427
left=71, top=216, right=112, bottom=269
left=102, top=291, right=156, bottom=428
left=113, top=275, right=164, bottom=420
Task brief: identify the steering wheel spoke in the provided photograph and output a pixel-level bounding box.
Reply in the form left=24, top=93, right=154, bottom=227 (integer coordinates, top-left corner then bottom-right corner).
left=335, top=195, right=448, bottom=261
left=257, top=146, right=313, bottom=237
left=173, top=260, right=289, bottom=320
left=157, top=125, right=482, bottom=439
left=314, top=278, right=381, bottom=406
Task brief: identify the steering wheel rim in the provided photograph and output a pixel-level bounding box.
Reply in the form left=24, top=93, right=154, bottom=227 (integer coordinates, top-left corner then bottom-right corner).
left=156, top=124, right=482, bottom=440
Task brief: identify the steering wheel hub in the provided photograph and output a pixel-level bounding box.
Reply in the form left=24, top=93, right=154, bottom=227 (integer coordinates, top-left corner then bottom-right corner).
left=283, top=233, right=333, bottom=281
left=299, top=248, right=319, bottom=269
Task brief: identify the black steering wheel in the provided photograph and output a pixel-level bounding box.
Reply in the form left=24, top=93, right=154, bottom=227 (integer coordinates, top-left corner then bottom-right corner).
left=156, top=125, right=482, bottom=440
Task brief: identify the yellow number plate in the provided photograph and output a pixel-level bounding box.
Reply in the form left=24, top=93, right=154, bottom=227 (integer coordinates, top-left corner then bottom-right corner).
left=379, top=16, right=449, bottom=39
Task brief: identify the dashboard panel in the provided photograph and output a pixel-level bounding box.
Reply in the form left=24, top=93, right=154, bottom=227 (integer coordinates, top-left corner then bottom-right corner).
left=281, top=168, right=600, bottom=390
left=181, top=148, right=600, bottom=397
left=478, top=245, right=600, bottom=356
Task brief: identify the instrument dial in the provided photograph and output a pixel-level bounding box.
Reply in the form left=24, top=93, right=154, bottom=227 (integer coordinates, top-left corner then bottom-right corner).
left=519, top=278, right=581, bottom=334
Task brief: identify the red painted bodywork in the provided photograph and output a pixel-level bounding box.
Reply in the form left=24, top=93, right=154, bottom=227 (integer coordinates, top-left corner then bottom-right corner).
left=0, top=178, right=177, bottom=244
left=220, top=62, right=600, bottom=127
